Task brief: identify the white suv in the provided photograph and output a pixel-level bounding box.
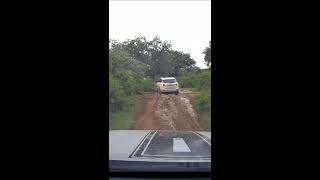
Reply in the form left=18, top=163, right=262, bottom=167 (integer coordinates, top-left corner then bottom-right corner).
left=156, top=77, right=179, bottom=94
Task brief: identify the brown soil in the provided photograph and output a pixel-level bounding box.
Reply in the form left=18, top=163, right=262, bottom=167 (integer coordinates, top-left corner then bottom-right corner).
left=132, top=89, right=202, bottom=131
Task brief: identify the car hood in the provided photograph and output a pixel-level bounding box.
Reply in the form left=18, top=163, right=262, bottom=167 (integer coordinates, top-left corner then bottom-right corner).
left=109, top=130, right=211, bottom=162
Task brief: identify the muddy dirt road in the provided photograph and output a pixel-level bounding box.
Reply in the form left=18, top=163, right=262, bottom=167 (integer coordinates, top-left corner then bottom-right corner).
left=132, top=90, right=202, bottom=131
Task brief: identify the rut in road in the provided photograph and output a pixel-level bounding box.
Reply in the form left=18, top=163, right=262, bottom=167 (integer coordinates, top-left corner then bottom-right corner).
left=132, top=91, right=202, bottom=131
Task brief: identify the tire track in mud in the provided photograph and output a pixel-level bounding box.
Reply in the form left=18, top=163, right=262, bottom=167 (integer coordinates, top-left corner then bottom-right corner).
left=132, top=90, right=202, bottom=131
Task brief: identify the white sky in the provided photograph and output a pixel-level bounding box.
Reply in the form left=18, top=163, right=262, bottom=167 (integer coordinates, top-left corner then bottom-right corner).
left=109, top=1, right=211, bottom=69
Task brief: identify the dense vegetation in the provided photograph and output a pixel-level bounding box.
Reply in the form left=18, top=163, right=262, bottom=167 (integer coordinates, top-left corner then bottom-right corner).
left=179, top=40, right=213, bottom=131
left=178, top=68, right=211, bottom=131
left=109, top=36, right=212, bottom=130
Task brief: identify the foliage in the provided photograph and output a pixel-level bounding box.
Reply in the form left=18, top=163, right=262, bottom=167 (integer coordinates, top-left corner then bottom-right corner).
left=195, top=89, right=211, bottom=111
left=178, top=69, right=211, bottom=90
left=203, top=41, right=211, bottom=68
left=109, top=36, right=212, bottom=130
left=194, top=85, right=211, bottom=132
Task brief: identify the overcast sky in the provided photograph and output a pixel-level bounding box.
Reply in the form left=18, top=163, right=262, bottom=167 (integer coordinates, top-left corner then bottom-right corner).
left=109, top=1, right=211, bottom=69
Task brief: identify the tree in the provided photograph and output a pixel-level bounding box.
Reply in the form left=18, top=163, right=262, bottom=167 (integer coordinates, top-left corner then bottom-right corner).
left=145, top=36, right=174, bottom=80
left=169, top=50, right=196, bottom=76
left=122, top=36, right=150, bottom=65
left=203, top=41, right=211, bottom=68
left=110, top=36, right=198, bottom=80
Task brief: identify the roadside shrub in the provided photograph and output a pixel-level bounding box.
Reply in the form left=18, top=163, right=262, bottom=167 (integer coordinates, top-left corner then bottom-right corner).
left=195, top=89, right=211, bottom=111
left=141, top=79, right=155, bottom=92
left=178, top=69, right=211, bottom=90
left=109, top=73, right=126, bottom=112
left=197, top=70, right=211, bottom=90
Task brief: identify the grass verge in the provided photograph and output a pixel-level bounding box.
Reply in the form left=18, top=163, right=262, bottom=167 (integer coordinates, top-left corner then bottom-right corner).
left=192, top=89, right=211, bottom=131
left=109, top=96, right=135, bottom=130
left=199, top=110, right=211, bottom=131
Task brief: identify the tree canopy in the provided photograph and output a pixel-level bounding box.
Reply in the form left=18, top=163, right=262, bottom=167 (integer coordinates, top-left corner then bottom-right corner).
left=109, top=36, right=198, bottom=80
left=203, top=40, right=212, bottom=68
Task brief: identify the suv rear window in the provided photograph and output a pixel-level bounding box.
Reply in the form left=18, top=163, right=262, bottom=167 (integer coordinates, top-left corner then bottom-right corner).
left=163, top=79, right=176, bottom=83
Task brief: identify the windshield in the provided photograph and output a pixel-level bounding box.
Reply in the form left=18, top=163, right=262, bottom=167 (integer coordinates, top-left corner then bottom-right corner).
left=109, top=0, right=212, bottom=174
left=163, top=79, right=176, bottom=83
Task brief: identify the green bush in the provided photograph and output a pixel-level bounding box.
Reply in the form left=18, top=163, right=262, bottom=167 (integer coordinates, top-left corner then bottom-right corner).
left=197, top=70, right=211, bottom=90
left=195, top=89, right=211, bottom=111
left=109, top=96, right=135, bottom=130
left=178, top=75, right=196, bottom=88
left=178, top=69, right=211, bottom=90
left=109, top=73, right=126, bottom=112
left=141, top=79, right=155, bottom=92
left=194, top=89, right=211, bottom=131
